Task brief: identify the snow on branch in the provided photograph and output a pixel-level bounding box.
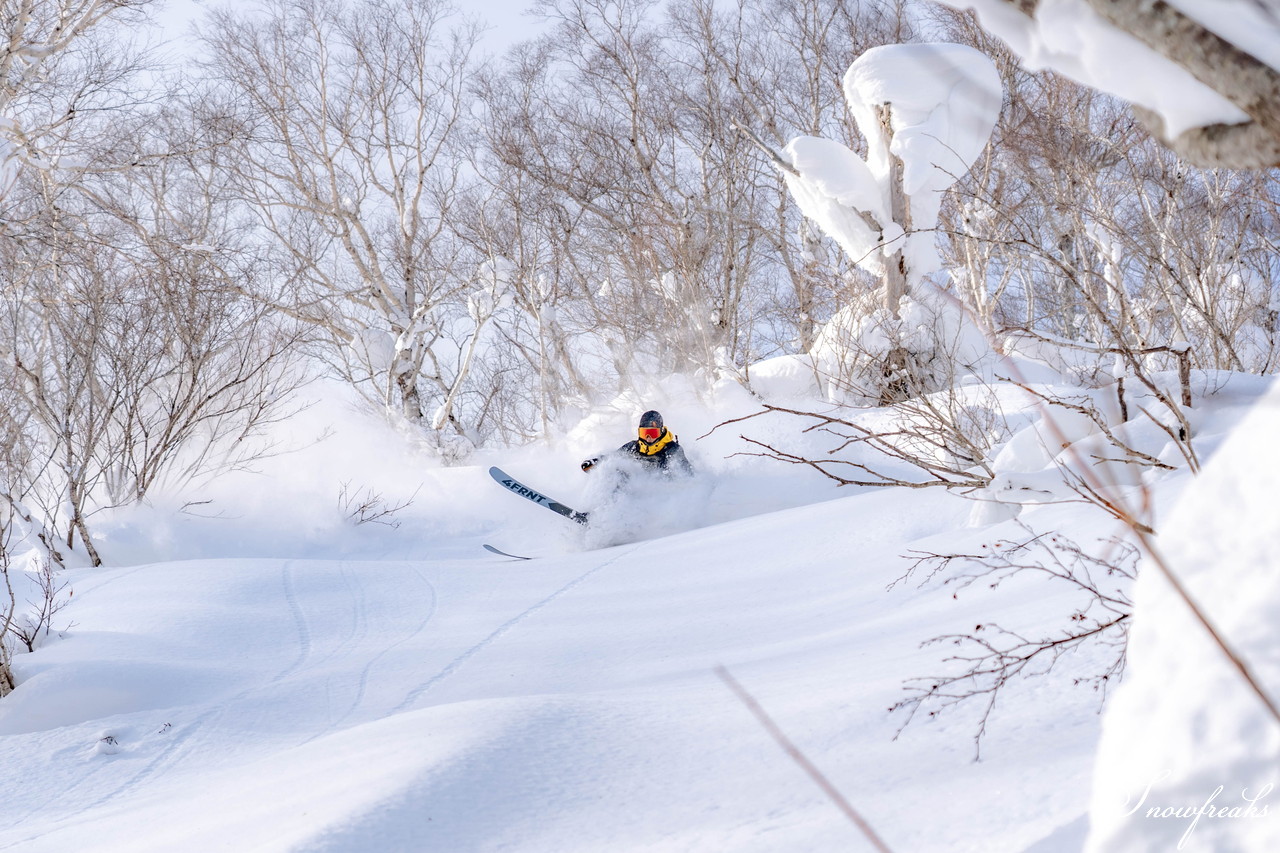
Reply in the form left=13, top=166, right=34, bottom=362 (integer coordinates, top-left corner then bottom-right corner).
left=778, top=43, right=1002, bottom=283
left=945, top=0, right=1280, bottom=167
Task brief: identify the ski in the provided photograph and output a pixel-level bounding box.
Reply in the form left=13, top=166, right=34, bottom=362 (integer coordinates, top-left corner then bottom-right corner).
left=483, top=543, right=533, bottom=561
left=488, top=466, right=590, bottom=525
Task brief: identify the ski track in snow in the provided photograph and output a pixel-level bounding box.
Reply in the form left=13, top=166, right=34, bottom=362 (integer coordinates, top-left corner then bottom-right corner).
left=0, top=560, right=445, bottom=850
left=278, top=560, right=314, bottom=682
left=6, top=684, right=220, bottom=842
left=304, top=564, right=438, bottom=742
left=8, top=560, right=320, bottom=836
left=0, top=560, right=180, bottom=835
left=392, top=544, right=643, bottom=714
left=0, top=558, right=260, bottom=836
left=1, top=546, right=637, bottom=850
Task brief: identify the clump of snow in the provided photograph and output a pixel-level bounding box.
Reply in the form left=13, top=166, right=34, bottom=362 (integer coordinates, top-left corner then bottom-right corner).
left=746, top=353, right=822, bottom=404
left=949, top=0, right=1276, bottom=137
left=782, top=136, right=900, bottom=274
left=843, top=43, right=1003, bottom=199
left=784, top=42, right=1002, bottom=284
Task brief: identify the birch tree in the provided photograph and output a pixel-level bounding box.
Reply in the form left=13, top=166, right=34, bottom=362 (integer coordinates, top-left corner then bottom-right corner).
left=0, top=1, right=304, bottom=564
left=779, top=42, right=1002, bottom=401
left=0, top=0, right=158, bottom=562
left=199, top=0, right=480, bottom=439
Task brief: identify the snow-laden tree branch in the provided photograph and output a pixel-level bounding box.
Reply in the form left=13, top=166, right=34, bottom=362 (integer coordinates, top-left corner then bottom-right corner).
left=774, top=43, right=1001, bottom=403
left=782, top=43, right=1003, bottom=306
left=944, top=0, right=1280, bottom=167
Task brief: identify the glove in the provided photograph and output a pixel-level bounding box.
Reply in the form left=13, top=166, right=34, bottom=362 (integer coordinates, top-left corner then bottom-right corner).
left=581, top=457, right=600, bottom=472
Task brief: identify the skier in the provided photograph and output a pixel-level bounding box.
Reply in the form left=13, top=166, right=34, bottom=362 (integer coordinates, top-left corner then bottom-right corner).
left=581, top=410, right=694, bottom=477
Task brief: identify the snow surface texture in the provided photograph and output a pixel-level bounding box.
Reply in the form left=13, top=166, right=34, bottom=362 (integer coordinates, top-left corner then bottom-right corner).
left=0, top=365, right=1273, bottom=851
left=0, top=485, right=1093, bottom=852
left=952, top=0, right=1280, bottom=137
left=1085, top=377, right=1280, bottom=853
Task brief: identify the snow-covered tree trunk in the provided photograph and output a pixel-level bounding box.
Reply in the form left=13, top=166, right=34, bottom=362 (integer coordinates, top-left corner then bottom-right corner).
left=779, top=43, right=1002, bottom=402
left=877, top=103, right=913, bottom=316
left=876, top=103, right=916, bottom=403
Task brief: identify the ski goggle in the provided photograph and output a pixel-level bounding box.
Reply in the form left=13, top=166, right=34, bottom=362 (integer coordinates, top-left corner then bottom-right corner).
left=639, top=426, right=662, bottom=442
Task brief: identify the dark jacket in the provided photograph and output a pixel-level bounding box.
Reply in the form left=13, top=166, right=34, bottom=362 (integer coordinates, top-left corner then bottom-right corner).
left=583, top=429, right=695, bottom=476
left=617, top=431, right=694, bottom=476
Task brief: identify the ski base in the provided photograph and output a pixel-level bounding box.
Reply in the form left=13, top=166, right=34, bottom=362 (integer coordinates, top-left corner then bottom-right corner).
left=489, top=467, right=590, bottom=525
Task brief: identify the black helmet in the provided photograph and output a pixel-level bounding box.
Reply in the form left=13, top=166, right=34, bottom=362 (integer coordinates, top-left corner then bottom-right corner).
left=639, top=410, right=663, bottom=429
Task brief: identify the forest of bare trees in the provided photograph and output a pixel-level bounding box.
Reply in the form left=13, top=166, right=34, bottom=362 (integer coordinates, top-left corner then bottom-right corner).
left=0, top=0, right=1275, bottom=569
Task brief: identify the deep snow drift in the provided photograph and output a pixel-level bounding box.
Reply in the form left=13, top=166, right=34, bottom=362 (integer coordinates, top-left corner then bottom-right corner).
left=0, top=370, right=1274, bottom=852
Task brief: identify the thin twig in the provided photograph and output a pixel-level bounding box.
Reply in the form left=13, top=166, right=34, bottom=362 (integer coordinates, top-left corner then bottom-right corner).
left=1002, top=359, right=1280, bottom=728
left=1132, top=527, right=1280, bottom=724
left=716, top=666, right=895, bottom=853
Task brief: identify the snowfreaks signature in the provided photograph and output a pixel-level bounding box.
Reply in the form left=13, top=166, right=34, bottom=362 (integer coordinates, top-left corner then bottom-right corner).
left=1124, top=775, right=1273, bottom=850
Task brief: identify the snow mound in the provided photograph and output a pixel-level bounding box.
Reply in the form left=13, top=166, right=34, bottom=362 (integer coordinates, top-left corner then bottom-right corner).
left=1085, top=378, right=1280, bottom=852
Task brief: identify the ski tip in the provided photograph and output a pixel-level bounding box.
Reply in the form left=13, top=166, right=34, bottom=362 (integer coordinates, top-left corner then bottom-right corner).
left=483, top=543, right=532, bottom=560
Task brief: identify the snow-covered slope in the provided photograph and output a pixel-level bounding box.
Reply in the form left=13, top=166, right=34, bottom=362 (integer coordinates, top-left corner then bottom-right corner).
left=0, top=480, right=1105, bottom=852
left=1, top=374, right=1271, bottom=852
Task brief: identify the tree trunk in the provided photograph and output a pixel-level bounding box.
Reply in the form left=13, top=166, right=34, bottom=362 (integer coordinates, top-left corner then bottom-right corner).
left=876, top=103, right=913, bottom=404
left=395, top=364, right=423, bottom=422
left=877, top=103, right=912, bottom=315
